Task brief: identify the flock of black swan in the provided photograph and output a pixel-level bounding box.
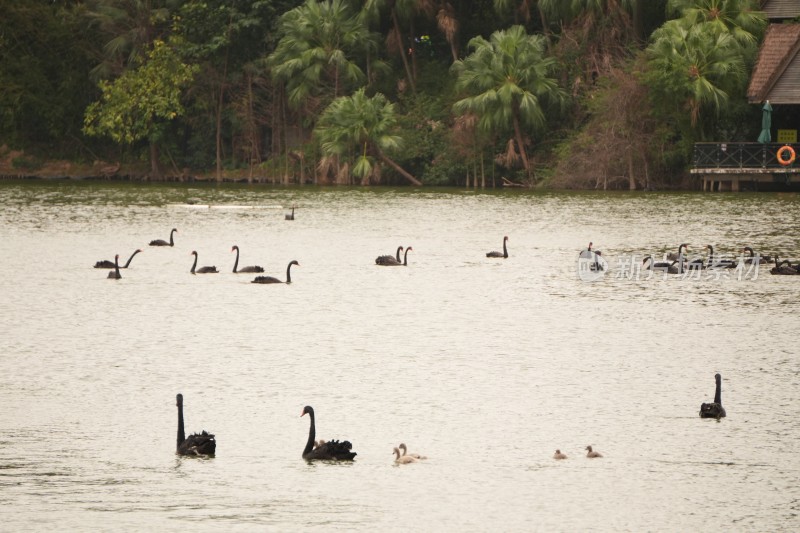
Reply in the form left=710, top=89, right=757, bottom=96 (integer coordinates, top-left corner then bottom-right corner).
left=174, top=373, right=726, bottom=461
left=95, top=226, right=300, bottom=283
left=640, top=242, right=799, bottom=275
left=100, top=227, right=739, bottom=461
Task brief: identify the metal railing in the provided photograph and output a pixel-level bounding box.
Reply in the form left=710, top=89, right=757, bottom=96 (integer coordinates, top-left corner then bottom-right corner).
left=693, top=142, right=798, bottom=169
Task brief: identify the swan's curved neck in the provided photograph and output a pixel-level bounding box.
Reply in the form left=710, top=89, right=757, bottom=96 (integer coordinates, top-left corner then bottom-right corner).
left=714, top=377, right=722, bottom=404
left=403, top=249, right=410, bottom=265
left=114, top=256, right=120, bottom=276
left=396, top=246, right=403, bottom=262
left=191, top=254, right=198, bottom=274
left=233, top=248, right=240, bottom=272
left=502, top=239, right=507, bottom=257
left=286, top=262, right=294, bottom=283
left=303, top=411, right=316, bottom=456
left=169, top=229, right=175, bottom=246
left=123, top=251, right=138, bottom=268
left=177, top=402, right=186, bottom=449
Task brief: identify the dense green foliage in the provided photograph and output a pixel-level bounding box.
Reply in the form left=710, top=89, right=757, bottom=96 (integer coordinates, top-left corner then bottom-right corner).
left=0, top=0, right=770, bottom=187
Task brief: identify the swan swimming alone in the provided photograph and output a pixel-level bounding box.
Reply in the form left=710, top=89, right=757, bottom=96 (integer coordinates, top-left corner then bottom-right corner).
left=176, top=393, right=216, bottom=456
left=300, top=405, right=357, bottom=461
left=699, top=373, right=727, bottom=419
left=585, top=446, right=602, bottom=458
left=150, top=228, right=177, bottom=247
left=486, top=236, right=509, bottom=258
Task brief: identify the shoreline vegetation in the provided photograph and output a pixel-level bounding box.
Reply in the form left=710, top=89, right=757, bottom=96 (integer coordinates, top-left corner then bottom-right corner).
left=1, top=2, right=780, bottom=191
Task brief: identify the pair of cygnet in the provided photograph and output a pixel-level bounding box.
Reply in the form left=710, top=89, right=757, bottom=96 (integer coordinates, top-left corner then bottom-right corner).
left=392, top=443, right=428, bottom=464
left=553, top=446, right=603, bottom=460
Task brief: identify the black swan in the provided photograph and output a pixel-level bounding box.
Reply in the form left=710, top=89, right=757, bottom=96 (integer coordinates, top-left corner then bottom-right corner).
left=699, top=373, right=727, bottom=419
left=585, top=446, right=602, bottom=458
left=666, top=243, right=689, bottom=262
left=553, top=449, right=567, bottom=460
left=399, top=443, right=427, bottom=460
left=285, top=207, right=295, bottom=220
left=393, top=447, right=418, bottom=464
left=398, top=246, right=412, bottom=266
left=176, top=393, right=216, bottom=456
left=769, top=257, right=797, bottom=275
left=578, top=242, right=604, bottom=271
left=190, top=251, right=218, bottom=274
left=486, top=236, right=509, bottom=258
left=252, top=260, right=299, bottom=284
left=107, top=254, right=121, bottom=279
left=376, top=246, right=403, bottom=266
left=742, top=246, right=771, bottom=265
left=706, top=245, right=736, bottom=269
left=95, top=249, right=142, bottom=269
left=300, top=405, right=356, bottom=461
left=150, top=228, right=177, bottom=247
left=642, top=255, right=681, bottom=274
left=231, top=245, right=264, bottom=273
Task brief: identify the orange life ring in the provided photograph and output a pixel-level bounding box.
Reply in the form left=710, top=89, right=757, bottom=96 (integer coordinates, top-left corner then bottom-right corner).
left=777, top=145, right=796, bottom=166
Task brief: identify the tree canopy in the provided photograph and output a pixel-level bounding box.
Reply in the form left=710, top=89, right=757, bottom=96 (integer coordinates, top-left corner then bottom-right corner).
left=0, top=0, right=773, bottom=188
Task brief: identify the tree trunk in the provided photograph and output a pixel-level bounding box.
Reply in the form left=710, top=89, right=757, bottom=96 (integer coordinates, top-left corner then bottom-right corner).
left=149, top=141, right=161, bottom=180
left=511, top=113, right=530, bottom=176
left=376, top=148, right=422, bottom=186
left=627, top=147, right=636, bottom=190
left=392, top=10, right=416, bottom=93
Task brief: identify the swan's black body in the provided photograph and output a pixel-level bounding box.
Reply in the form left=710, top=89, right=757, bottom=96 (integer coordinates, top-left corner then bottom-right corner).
left=252, top=260, right=299, bottom=284
left=285, top=207, right=295, bottom=220
left=190, top=251, right=218, bottom=274
left=231, top=245, right=264, bottom=273
left=176, top=393, right=216, bottom=456
left=95, top=249, right=142, bottom=269
left=301, top=405, right=356, bottom=461
left=642, top=256, right=681, bottom=274
left=486, top=236, right=509, bottom=258
left=769, top=257, right=797, bottom=275
left=150, top=228, right=177, bottom=247
left=376, top=246, right=403, bottom=266
left=699, top=373, right=727, bottom=419
left=107, top=254, right=121, bottom=279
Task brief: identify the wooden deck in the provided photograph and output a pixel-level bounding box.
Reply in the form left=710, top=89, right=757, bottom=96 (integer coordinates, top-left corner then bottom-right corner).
left=692, top=142, right=799, bottom=191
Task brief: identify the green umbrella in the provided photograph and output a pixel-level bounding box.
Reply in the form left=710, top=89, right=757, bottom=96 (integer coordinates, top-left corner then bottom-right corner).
left=757, top=101, right=772, bottom=143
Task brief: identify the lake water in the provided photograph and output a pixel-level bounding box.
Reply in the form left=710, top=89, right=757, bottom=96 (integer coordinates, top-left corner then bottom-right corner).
left=1, top=181, right=799, bottom=531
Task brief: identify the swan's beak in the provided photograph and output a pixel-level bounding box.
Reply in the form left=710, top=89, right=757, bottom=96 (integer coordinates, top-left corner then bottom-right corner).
left=300, top=411, right=306, bottom=417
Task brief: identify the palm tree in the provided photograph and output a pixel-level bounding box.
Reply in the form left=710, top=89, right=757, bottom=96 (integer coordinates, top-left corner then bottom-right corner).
left=268, top=0, right=383, bottom=111
left=314, top=88, right=420, bottom=185
left=646, top=20, right=746, bottom=133
left=83, top=0, right=178, bottom=80
left=667, top=0, right=765, bottom=48
left=452, top=25, right=565, bottom=179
